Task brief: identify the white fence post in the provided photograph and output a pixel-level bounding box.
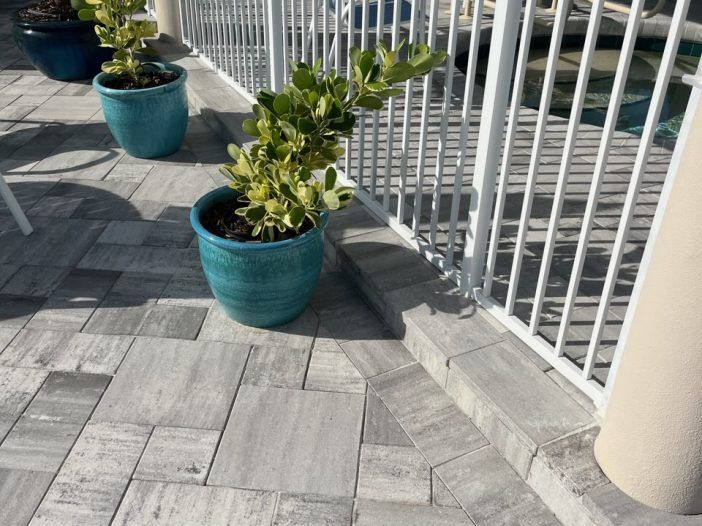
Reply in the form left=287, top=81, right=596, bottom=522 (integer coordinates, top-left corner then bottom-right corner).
left=266, top=0, right=285, bottom=92
left=154, top=0, right=183, bottom=42
left=460, top=0, right=521, bottom=294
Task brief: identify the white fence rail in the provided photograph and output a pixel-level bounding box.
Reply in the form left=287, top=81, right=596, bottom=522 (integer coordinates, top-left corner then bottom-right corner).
left=178, top=0, right=699, bottom=406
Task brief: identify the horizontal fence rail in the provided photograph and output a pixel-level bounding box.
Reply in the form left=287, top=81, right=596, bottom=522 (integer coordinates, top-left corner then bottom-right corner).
left=178, top=0, right=701, bottom=405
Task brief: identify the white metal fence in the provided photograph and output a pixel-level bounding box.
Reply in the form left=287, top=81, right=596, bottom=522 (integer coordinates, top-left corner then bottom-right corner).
left=178, top=0, right=699, bottom=405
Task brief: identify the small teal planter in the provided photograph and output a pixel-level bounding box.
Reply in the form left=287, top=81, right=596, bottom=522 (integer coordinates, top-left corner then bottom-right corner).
left=190, top=186, right=327, bottom=328
left=93, top=63, right=188, bottom=159
left=12, top=10, right=111, bottom=81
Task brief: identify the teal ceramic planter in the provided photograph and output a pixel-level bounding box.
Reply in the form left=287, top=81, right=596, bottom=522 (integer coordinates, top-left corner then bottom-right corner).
left=93, top=63, right=188, bottom=159
left=190, top=186, right=327, bottom=328
left=12, top=10, right=111, bottom=81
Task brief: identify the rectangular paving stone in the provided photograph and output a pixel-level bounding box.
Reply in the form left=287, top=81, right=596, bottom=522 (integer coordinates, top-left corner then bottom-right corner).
left=0, top=418, right=83, bottom=472
left=25, top=371, right=110, bottom=424
left=112, top=480, right=277, bottom=525
left=82, top=298, right=155, bottom=336
left=79, top=244, right=198, bottom=274
left=352, top=500, right=472, bottom=526
left=209, top=385, right=364, bottom=497
left=51, top=268, right=120, bottom=301
left=436, top=447, right=558, bottom=526
left=341, top=336, right=415, bottom=378
left=305, top=351, right=367, bottom=394
left=0, top=327, right=19, bottom=352
left=316, top=297, right=389, bottom=343
left=142, top=219, right=194, bottom=248
left=198, top=302, right=317, bottom=350
left=272, top=493, right=353, bottom=526
left=130, top=165, right=216, bottom=203
left=133, top=426, right=220, bottom=485
left=0, top=469, right=55, bottom=526
left=158, top=270, right=214, bottom=308
left=93, top=337, right=249, bottom=429
left=582, top=483, right=702, bottom=526
left=0, top=366, right=47, bottom=417
left=5, top=218, right=106, bottom=268
left=363, top=390, right=412, bottom=447
left=357, top=444, right=431, bottom=505
left=0, top=330, right=132, bottom=375
left=323, top=199, right=385, bottom=244
left=0, top=295, right=45, bottom=328
left=31, top=421, right=152, bottom=526
left=26, top=95, right=101, bottom=121
left=25, top=296, right=99, bottom=332
left=97, top=220, right=154, bottom=245
left=369, top=364, right=487, bottom=466
left=108, top=272, right=171, bottom=300
left=241, top=345, right=309, bottom=389
left=71, top=198, right=165, bottom=221
left=137, top=304, right=208, bottom=340
left=0, top=266, right=70, bottom=297
left=0, top=265, right=19, bottom=289
left=104, top=162, right=153, bottom=182
left=26, top=195, right=84, bottom=217
left=433, top=471, right=461, bottom=508
left=450, top=340, right=592, bottom=452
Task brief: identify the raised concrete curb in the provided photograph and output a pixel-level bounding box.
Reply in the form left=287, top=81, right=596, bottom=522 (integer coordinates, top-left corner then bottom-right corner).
left=167, top=40, right=702, bottom=525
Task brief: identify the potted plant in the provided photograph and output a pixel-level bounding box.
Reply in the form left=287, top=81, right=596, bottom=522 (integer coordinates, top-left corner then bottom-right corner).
left=190, top=43, right=447, bottom=327
left=80, top=0, right=188, bottom=159
left=12, top=0, right=111, bottom=81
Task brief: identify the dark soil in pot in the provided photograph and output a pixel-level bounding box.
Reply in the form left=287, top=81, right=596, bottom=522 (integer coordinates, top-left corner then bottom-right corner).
left=201, top=196, right=315, bottom=243
left=19, top=0, right=78, bottom=21
left=102, top=70, right=180, bottom=90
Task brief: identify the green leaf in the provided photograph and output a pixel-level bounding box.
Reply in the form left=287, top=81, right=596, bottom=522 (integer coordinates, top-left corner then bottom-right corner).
left=324, top=166, right=337, bottom=190
left=292, top=68, right=314, bottom=90
left=382, top=62, right=416, bottom=84
left=242, top=119, right=261, bottom=137
left=227, top=144, right=241, bottom=160
left=285, top=206, right=306, bottom=228
left=355, top=95, right=384, bottom=110
left=279, top=121, right=297, bottom=141
left=273, top=93, right=291, bottom=115
left=349, top=47, right=362, bottom=67
left=244, top=206, right=266, bottom=222
left=297, top=117, right=317, bottom=134
left=322, top=190, right=341, bottom=210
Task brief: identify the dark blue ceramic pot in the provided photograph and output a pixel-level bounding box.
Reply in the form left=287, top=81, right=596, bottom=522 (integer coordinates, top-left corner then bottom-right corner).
left=93, top=63, right=188, bottom=159
left=190, top=186, right=327, bottom=328
left=12, top=10, right=111, bottom=81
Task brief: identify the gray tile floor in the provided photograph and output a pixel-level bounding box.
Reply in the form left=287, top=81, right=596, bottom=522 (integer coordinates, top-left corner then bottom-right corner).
left=0, top=6, right=565, bottom=524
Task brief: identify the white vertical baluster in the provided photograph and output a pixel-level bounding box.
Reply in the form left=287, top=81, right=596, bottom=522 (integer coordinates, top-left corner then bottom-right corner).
left=368, top=0, right=385, bottom=200
left=255, top=0, right=263, bottom=89
left=345, top=0, right=355, bottom=178
left=460, top=0, right=521, bottom=294
left=334, top=0, right=342, bottom=72
left=233, top=0, right=244, bottom=86
left=262, top=0, right=270, bottom=84
left=282, top=0, right=289, bottom=80
left=445, top=0, right=486, bottom=268
left=411, top=0, right=440, bottom=236
left=529, top=0, right=605, bottom=333
left=503, top=0, right=569, bottom=315
left=357, top=0, right=369, bottom=189
left=555, top=0, right=646, bottom=355
left=381, top=0, right=402, bottom=211
left=247, top=0, right=256, bottom=91
left=312, top=0, right=319, bottom=64
left=301, top=0, right=308, bottom=62
left=396, top=0, right=420, bottom=224
left=583, top=0, right=691, bottom=379
left=267, top=0, right=285, bottom=92
left=428, top=0, right=461, bottom=245
left=291, top=0, right=298, bottom=64
left=323, top=0, right=330, bottom=71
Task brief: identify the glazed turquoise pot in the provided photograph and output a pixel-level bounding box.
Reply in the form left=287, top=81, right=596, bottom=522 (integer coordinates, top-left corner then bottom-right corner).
left=93, top=63, right=188, bottom=159
left=190, top=186, right=327, bottom=328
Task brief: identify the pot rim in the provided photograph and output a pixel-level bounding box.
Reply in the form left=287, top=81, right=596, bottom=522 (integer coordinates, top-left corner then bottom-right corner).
left=190, top=186, right=329, bottom=252
left=92, top=62, right=188, bottom=97
left=11, top=8, right=93, bottom=29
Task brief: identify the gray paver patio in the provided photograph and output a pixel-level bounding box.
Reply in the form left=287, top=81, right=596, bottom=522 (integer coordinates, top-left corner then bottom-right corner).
left=0, top=2, right=570, bottom=522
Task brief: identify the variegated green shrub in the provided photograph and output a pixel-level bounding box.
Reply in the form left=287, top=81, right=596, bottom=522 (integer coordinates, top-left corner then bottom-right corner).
left=221, top=42, right=447, bottom=242
left=77, top=0, right=156, bottom=83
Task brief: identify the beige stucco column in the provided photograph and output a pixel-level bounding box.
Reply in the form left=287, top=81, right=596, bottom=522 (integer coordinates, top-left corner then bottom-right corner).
left=594, top=75, right=702, bottom=514
left=154, top=0, right=183, bottom=42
